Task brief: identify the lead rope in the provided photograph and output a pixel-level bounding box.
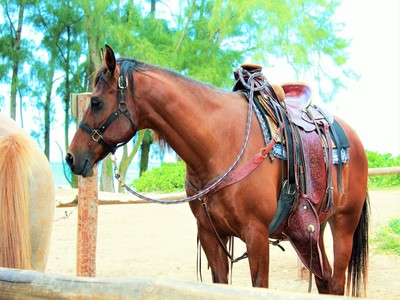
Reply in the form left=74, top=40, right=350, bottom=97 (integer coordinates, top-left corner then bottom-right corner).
left=110, top=68, right=269, bottom=205
left=109, top=69, right=269, bottom=285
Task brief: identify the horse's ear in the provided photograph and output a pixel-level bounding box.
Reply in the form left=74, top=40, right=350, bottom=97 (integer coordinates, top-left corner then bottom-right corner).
left=104, top=44, right=116, bottom=75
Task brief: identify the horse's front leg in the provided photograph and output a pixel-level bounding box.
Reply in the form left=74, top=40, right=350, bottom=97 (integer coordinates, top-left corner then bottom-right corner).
left=197, top=225, right=229, bottom=284
left=244, top=226, right=270, bottom=287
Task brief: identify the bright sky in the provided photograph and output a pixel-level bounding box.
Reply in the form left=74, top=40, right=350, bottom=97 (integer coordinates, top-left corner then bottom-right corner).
left=263, top=0, right=400, bottom=156
left=333, top=0, right=400, bottom=155
left=1, top=0, right=399, bottom=160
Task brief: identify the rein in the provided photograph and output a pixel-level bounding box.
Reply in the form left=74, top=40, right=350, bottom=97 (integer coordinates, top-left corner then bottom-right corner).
left=79, top=75, right=138, bottom=154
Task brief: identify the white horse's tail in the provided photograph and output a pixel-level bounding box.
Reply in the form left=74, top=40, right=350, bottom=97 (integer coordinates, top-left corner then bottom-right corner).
left=0, top=133, right=33, bottom=269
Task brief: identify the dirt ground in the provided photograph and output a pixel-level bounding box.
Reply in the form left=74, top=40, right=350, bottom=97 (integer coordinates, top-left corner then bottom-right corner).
left=46, top=189, right=400, bottom=299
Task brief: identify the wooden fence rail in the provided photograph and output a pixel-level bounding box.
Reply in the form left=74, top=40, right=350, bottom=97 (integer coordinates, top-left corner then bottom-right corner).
left=0, top=268, right=352, bottom=300
left=368, top=167, right=400, bottom=176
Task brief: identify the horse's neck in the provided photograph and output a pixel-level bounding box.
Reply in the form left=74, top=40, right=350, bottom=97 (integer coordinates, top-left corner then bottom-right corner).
left=135, top=71, right=247, bottom=180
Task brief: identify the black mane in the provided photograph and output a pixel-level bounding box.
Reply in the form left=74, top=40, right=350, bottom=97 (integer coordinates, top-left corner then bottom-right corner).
left=94, top=57, right=216, bottom=94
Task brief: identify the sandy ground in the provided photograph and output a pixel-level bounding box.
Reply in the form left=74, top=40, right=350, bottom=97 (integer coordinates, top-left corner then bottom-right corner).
left=46, top=189, right=400, bottom=299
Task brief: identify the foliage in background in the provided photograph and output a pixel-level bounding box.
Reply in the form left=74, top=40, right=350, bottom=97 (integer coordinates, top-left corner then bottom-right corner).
left=367, top=151, right=400, bottom=188
left=1, top=0, right=356, bottom=189
left=372, top=218, right=400, bottom=255
left=132, top=161, right=186, bottom=193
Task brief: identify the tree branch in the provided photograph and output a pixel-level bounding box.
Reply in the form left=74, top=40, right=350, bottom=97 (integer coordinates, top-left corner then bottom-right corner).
left=174, top=0, right=197, bottom=55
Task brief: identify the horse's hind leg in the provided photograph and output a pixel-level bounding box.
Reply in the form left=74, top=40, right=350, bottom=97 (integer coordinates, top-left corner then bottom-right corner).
left=197, top=225, right=229, bottom=284
left=316, top=218, right=356, bottom=295
left=316, top=205, right=363, bottom=295
left=329, top=214, right=359, bottom=295
left=315, top=222, right=333, bottom=294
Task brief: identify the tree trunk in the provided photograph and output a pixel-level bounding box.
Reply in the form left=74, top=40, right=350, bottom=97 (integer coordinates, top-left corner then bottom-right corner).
left=139, top=130, right=153, bottom=176
left=64, top=24, right=78, bottom=188
left=84, top=7, right=101, bottom=86
left=150, top=0, right=156, bottom=15
left=117, top=131, right=145, bottom=193
left=82, top=0, right=107, bottom=186
left=100, top=156, right=115, bottom=192
left=9, top=2, right=25, bottom=120
left=43, top=47, right=57, bottom=159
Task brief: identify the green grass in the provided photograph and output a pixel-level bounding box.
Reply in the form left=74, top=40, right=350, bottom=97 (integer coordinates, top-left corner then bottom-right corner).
left=372, top=218, right=400, bottom=255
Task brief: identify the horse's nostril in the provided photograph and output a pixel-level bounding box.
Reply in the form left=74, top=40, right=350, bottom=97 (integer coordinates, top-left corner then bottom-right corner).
left=65, top=153, right=74, bottom=167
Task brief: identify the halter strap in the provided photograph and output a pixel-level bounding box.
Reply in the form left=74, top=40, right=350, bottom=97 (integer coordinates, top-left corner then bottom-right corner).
left=79, top=75, right=138, bottom=154
left=79, top=121, right=117, bottom=154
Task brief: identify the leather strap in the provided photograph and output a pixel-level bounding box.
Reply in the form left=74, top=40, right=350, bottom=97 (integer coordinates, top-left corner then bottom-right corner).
left=79, top=120, right=118, bottom=154
left=192, top=129, right=280, bottom=265
left=79, top=75, right=138, bottom=154
left=186, top=128, right=280, bottom=198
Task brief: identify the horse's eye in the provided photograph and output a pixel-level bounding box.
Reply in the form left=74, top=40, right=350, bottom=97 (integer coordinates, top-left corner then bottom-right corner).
left=91, top=98, right=103, bottom=111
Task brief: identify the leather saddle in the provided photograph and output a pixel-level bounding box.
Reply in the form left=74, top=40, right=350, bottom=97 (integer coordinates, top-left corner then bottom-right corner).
left=273, top=82, right=333, bottom=279
left=275, top=83, right=334, bottom=132
left=233, top=63, right=347, bottom=279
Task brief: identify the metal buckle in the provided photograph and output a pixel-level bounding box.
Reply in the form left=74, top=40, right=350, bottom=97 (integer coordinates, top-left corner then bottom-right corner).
left=118, top=76, right=128, bottom=89
left=260, top=147, right=269, bottom=159
left=91, top=130, right=102, bottom=142
left=118, top=102, right=128, bottom=112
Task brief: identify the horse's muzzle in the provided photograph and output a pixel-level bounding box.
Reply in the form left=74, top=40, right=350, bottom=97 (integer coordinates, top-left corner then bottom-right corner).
left=65, top=152, right=94, bottom=177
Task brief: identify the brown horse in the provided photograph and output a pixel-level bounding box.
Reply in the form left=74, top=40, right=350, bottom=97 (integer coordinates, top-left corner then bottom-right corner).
left=0, top=113, right=55, bottom=271
left=66, top=46, right=369, bottom=296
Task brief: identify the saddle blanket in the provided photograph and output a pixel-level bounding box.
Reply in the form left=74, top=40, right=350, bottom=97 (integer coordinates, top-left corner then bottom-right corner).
left=253, top=104, right=349, bottom=164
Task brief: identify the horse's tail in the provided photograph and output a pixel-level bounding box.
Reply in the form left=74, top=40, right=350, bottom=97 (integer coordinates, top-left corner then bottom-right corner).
left=346, top=192, right=370, bottom=298
left=0, top=133, right=33, bottom=269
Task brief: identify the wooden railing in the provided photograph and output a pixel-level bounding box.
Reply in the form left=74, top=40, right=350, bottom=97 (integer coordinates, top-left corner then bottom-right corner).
left=368, top=167, right=400, bottom=176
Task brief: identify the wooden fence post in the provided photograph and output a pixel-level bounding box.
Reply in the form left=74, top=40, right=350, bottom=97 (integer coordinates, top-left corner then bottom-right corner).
left=297, top=258, right=309, bottom=281
left=71, top=92, right=98, bottom=277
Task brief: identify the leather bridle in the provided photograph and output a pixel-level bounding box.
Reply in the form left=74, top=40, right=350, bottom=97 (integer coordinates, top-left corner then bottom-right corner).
left=79, top=75, right=138, bottom=154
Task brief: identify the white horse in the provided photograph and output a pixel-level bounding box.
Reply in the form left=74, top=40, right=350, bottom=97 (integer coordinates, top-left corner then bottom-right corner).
left=0, top=112, right=55, bottom=271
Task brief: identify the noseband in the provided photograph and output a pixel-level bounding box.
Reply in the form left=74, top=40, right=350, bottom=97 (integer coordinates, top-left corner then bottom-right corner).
left=79, top=75, right=138, bottom=154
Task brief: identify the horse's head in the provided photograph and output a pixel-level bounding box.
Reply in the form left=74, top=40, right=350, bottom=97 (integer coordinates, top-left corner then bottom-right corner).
left=66, top=45, right=137, bottom=177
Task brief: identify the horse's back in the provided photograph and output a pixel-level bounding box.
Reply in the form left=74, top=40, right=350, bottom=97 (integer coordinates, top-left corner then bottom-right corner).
left=0, top=113, right=54, bottom=271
